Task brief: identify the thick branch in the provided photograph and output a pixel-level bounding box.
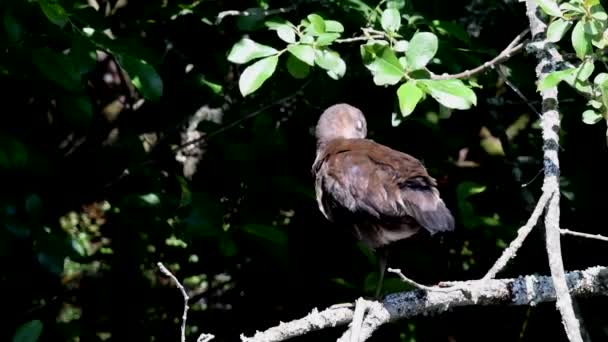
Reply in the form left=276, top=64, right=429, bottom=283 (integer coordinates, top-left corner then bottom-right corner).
left=524, top=1, right=582, bottom=341
left=240, top=267, right=608, bottom=342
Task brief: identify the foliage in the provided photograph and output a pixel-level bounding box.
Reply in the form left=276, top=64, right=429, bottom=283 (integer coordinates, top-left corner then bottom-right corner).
left=2, top=0, right=608, bottom=341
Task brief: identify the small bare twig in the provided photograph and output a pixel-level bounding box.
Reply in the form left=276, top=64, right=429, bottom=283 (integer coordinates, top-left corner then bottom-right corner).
left=482, top=190, right=551, bottom=280
left=432, top=29, right=529, bottom=80
left=216, top=6, right=296, bottom=24
left=388, top=268, right=464, bottom=292
left=335, top=34, right=384, bottom=43
left=561, top=229, right=608, bottom=242
left=158, top=262, right=215, bottom=342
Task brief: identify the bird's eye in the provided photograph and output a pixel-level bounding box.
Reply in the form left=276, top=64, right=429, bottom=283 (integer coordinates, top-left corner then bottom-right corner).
left=356, top=120, right=363, bottom=131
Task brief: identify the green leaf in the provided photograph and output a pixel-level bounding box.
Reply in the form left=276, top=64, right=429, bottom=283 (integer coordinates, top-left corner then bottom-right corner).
left=406, top=32, right=438, bottom=70
left=227, top=38, right=278, bottom=64
left=3, top=9, right=23, bottom=42
left=576, top=60, right=595, bottom=81
left=418, top=79, right=477, bottom=110
left=381, top=8, right=401, bottom=32
left=286, top=53, right=310, bottom=79
left=117, top=55, right=163, bottom=102
left=241, top=224, right=288, bottom=246
left=593, top=72, right=608, bottom=85
left=547, top=18, right=573, bottom=42
left=314, top=49, right=346, bottom=80
left=12, top=320, right=43, bottom=342
left=324, top=20, right=344, bottom=33
left=430, top=20, right=471, bottom=45
left=70, top=34, right=98, bottom=76
left=583, top=17, right=604, bottom=36
left=266, top=21, right=297, bottom=43
left=56, top=95, right=93, bottom=128
left=219, top=233, right=237, bottom=257
left=307, top=14, right=326, bottom=35
left=200, top=78, right=223, bottom=94
left=582, top=109, right=603, bottom=124
left=536, top=0, right=563, bottom=17
left=591, top=4, right=608, bottom=20
left=236, top=7, right=265, bottom=31
left=538, top=68, right=577, bottom=90
left=572, top=20, right=592, bottom=59
left=287, top=44, right=315, bottom=66
left=596, top=74, right=608, bottom=108
left=31, top=47, right=82, bottom=92
left=38, top=0, right=69, bottom=27
left=238, top=55, right=278, bottom=96
left=361, top=43, right=404, bottom=85
left=397, top=80, right=423, bottom=116
left=560, top=2, right=585, bottom=15
left=316, top=33, right=340, bottom=46
left=394, top=40, right=408, bottom=52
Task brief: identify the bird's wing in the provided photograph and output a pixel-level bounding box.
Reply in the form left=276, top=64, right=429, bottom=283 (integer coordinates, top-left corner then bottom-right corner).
left=314, top=139, right=454, bottom=235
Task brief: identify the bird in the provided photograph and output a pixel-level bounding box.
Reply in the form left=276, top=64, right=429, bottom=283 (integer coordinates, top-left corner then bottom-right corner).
left=311, top=103, right=455, bottom=298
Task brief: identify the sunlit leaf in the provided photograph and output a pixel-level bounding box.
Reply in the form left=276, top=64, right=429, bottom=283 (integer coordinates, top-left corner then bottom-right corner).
left=582, top=109, right=603, bottom=124
left=287, top=44, right=315, bottom=66
left=314, top=49, right=346, bottom=79
left=406, top=32, right=438, bottom=70
left=324, top=20, right=344, bottom=33
left=418, top=79, right=477, bottom=110
left=572, top=20, right=592, bottom=59
left=546, top=18, right=573, bottom=42
left=535, top=0, right=563, bottom=17
left=307, top=13, right=326, bottom=35
left=537, top=68, right=576, bottom=90
left=238, top=55, right=278, bottom=96
left=397, top=80, right=423, bottom=116
left=316, top=33, right=340, bottom=46
left=361, top=43, right=404, bottom=85
left=227, top=38, right=278, bottom=64
left=394, top=40, right=408, bottom=52
left=576, top=60, right=595, bottom=81
left=381, top=8, right=401, bottom=32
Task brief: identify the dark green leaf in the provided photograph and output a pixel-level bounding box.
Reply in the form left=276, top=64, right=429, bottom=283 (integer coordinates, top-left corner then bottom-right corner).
left=286, top=53, right=310, bottom=79
left=536, top=0, right=563, bottom=17
left=418, top=79, right=477, bottom=110
left=316, top=33, right=340, bottom=46
left=38, top=0, right=69, bottom=27
left=236, top=8, right=265, bottom=31
left=397, top=80, right=423, bottom=116
left=314, top=49, right=346, bottom=79
left=287, top=44, right=315, bottom=66
left=241, top=224, right=288, bottom=246
left=324, top=20, right=344, bottom=33
left=3, top=9, right=23, bottom=42
left=31, top=47, right=82, bottom=92
left=406, top=32, right=438, bottom=70
left=591, top=3, right=608, bottom=20
left=70, top=35, right=98, bottom=76
left=361, top=42, right=404, bottom=85
left=56, top=95, right=93, bottom=128
left=219, top=233, right=237, bottom=257
left=430, top=20, right=471, bottom=45
left=381, top=8, right=401, bottom=32
left=582, top=109, right=602, bottom=124
left=583, top=17, right=604, bottom=36
left=117, top=55, right=163, bottom=102
left=227, top=38, right=278, bottom=64
left=546, top=18, right=573, bottom=42
left=572, top=20, right=592, bottom=59
left=12, top=320, right=43, bottom=342
left=238, top=55, right=278, bottom=96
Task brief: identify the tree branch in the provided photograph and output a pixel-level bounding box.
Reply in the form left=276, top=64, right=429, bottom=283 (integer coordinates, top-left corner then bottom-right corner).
left=524, top=1, right=582, bottom=341
left=431, top=29, right=529, bottom=80
left=239, top=267, right=608, bottom=342
left=561, top=229, right=608, bottom=242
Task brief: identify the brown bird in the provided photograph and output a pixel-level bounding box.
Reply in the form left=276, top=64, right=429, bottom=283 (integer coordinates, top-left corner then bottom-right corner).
left=312, top=103, right=455, bottom=298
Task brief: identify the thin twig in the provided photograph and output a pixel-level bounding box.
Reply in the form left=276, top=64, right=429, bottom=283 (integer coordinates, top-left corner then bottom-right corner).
left=335, top=34, right=384, bottom=43
left=216, top=6, right=296, bottom=24
left=431, top=29, right=529, bottom=80
left=561, top=229, right=608, bottom=242
left=158, top=262, right=191, bottom=342
left=482, top=190, right=551, bottom=280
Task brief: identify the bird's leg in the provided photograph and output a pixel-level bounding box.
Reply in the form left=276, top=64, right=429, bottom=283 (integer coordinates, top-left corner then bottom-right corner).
left=374, top=247, right=389, bottom=299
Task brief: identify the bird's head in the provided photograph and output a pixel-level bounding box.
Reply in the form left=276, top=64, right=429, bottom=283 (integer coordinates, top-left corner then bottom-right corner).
left=315, top=103, right=367, bottom=146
